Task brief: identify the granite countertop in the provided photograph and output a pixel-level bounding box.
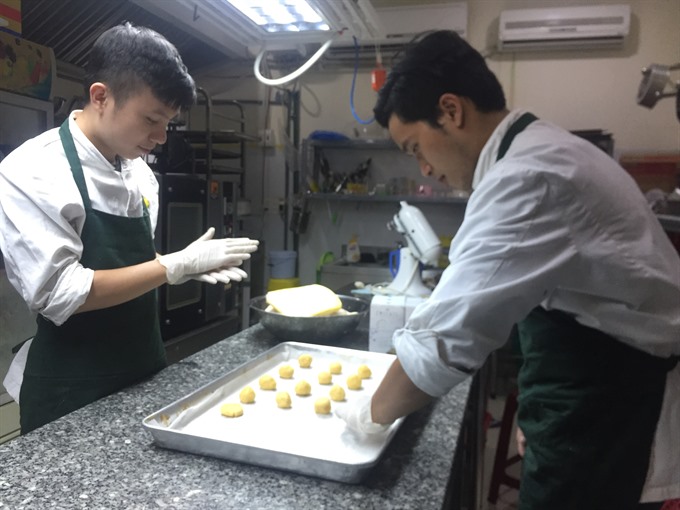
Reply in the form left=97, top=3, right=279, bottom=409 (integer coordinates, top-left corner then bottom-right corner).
left=0, top=324, right=471, bottom=510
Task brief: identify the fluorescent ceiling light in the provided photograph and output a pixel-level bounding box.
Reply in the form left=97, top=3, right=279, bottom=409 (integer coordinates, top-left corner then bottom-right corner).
left=226, top=0, right=330, bottom=34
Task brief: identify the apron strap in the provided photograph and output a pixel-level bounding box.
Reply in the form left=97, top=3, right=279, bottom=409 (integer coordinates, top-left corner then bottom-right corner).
left=496, top=112, right=538, bottom=162
left=59, top=119, right=92, bottom=209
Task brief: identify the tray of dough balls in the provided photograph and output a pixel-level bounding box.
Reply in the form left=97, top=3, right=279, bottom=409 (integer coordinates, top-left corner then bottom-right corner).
left=142, top=341, right=403, bottom=483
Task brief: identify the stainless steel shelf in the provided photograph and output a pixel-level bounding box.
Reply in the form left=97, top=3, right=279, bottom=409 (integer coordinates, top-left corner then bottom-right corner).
left=658, top=214, right=680, bottom=233
left=306, top=193, right=468, bottom=205
left=306, top=138, right=397, bottom=150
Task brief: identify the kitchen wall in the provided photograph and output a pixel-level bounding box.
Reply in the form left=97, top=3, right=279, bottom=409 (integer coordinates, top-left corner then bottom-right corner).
left=197, top=0, right=679, bottom=286
left=36, top=0, right=680, bottom=289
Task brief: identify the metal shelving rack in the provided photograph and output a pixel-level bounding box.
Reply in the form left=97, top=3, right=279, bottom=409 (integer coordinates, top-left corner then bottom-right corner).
left=151, top=88, right=260, bottom=348
left=299, top=137, right=468, bottom=205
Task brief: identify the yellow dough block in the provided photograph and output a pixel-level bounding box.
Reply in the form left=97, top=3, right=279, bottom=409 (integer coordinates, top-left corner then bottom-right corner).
left=265, top=284, right=342, bottom=317
left=347, top=374, right=362, bottom=390
left=259, top=374, right=277, bottom=390
left=276, top=392, right=292, bottom=409
left=279, top=364, right=294, bottom=379
left=318, top=371, right=332, bottom=385
left=295, top=380, right=312, bottom=396
left=329, top=361, right=342, bottom=374
left=329, top=384, right=345, bottom=401
left=314, top=397, right=331, bottom=415
left=239, top=386, right=256, bottom=404
left=220, top=403, right=243, bottom=417
left=298, top=354, right=312, bottom=368
left=357, top=364, right=372, bottom=379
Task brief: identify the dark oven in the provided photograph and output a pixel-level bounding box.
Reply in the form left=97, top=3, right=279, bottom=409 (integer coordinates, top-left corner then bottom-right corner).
left=154, top=172, right=240, bottom=341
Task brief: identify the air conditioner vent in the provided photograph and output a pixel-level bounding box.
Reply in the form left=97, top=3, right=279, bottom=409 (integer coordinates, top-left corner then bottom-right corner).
left=498, top=4, right=631, bottom=52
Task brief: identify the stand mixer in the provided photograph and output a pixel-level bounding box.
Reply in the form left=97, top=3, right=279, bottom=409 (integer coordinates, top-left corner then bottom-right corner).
left=369, top=202, right=442, bottom=352
left=385, top=201, right=441, bottom=297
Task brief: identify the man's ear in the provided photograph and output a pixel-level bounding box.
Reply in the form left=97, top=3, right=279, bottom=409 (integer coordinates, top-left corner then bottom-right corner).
left=438, top=93, right=463, bottom=128
left=88, top=82, right=110, bottom=113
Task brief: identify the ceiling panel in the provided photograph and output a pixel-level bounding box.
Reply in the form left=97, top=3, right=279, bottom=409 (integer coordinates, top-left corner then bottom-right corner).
left=19, top=0, right=230, bottom=72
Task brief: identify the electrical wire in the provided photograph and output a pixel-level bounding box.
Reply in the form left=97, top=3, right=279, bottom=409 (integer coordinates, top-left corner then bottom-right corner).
left=349, top=36, right=374, bottom=125
left=253, top=35, right=337, bottom=87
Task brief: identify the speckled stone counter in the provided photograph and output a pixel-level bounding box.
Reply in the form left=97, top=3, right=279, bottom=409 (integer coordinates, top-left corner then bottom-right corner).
left=0, top=324, right=471, bottom=510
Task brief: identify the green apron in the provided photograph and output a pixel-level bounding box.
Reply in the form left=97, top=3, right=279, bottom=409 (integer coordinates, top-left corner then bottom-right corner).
left=496, top=113, right=675, bottom=509
left=19, top=119, right=167, bottom=433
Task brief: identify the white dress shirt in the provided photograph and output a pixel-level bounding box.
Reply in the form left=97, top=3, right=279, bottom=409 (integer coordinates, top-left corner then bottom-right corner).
left=0, top=112, right=159, bottom=326
left=393, top=109, right=680, bottom=501
left=395, top=109, right=680, bottom=396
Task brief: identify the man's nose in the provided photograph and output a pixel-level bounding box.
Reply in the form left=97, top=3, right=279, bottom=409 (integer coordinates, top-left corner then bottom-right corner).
left=420, top=162, right=433, bottom=177
left=150, top=126, right=167, bottom=145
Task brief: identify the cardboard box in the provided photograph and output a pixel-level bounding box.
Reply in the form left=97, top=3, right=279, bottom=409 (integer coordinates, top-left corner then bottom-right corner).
left=369, top=295, right=425, bottom=353
left=619, top=153, right=680, bottom=194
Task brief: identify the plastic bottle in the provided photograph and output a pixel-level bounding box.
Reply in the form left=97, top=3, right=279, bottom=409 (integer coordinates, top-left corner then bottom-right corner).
left=347, top=234, right=361, bottom=263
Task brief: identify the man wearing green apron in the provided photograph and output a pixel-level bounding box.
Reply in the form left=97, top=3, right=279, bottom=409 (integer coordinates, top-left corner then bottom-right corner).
left=0, top=24, right=259, bottom=433
left=336, top=31, right=680, bottom=507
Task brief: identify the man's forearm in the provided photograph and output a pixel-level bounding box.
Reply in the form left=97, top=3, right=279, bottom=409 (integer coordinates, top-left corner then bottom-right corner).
left=371, top=358, right=434, bottom=424
left=76, top=259, right=167, bottom=313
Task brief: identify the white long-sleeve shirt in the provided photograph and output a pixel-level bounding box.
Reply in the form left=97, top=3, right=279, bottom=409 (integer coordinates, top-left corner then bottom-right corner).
left=395, top=110, right=680, bottom=398
left=0, top=112, right=159, bottom=326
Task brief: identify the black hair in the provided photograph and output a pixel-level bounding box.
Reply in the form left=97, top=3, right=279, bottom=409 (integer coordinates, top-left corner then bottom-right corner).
left=85, top=22, right=196, bottom=110
left=374, top=30, right=506, bottom=128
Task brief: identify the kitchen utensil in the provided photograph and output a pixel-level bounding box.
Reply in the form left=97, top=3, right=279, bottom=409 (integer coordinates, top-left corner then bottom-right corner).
left=250, top=295, right=368, bottom=343
left=142, top=341, right=403, bottom=483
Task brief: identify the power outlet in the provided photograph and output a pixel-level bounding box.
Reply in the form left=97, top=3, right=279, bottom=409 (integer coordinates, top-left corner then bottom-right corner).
left=259, top=128, right=275, bottom=147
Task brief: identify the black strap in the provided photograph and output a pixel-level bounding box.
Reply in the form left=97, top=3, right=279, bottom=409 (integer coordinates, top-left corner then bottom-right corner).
left=58, top=119, right=92, bottom=209
left=496, top=112, right=538, bottom=162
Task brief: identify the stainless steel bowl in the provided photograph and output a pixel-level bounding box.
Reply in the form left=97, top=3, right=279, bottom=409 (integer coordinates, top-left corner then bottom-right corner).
left=250, top=295, right=369, bottom=343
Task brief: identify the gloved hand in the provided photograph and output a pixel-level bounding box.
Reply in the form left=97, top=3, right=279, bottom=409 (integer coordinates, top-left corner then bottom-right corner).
left=335, top=396, right=390, bottom=435
left=182, top=266, right=249, bottom=285
left=158, top=228, right=259, bottom=285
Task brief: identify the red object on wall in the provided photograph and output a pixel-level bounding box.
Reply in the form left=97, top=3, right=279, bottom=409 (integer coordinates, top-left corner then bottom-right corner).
left=371, top=66, right=386, bottom=92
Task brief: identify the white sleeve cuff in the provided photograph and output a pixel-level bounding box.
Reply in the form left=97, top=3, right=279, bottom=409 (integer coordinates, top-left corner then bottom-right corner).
left=39, top=265, right=94, bottom=326
left=393, top=328, right=473, bottom=398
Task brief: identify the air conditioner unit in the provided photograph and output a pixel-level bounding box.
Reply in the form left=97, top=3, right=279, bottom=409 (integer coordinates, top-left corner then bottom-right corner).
left=322, top=3, right=468, bottom=67
left=498, top=4, right=631, bottom=52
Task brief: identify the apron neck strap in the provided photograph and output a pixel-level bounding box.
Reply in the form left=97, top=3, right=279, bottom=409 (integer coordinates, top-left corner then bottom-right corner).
left=496, top=112, right=538, bottom=162
left=59, top=118, right=92, bottom=210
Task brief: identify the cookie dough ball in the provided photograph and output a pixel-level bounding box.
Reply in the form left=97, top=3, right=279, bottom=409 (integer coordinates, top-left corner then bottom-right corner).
left=279, top=364, right=294, bottom=379
left=318, top=371, right=332, bottom=385
left=298, top=354, right=312, bottom=368
left=239, top=386, right=255, bottom=404
left=347, top=374, right=362, bottom=390
left=314, top=397, right=331, bottom=415
left=329, top=384, right=345, bottom=402
left=220, top=403, right=243, bottom=418
left=295, top=380, right=312, bottom=396
left=259, top=374, right=277, bottom=390
left=276, top=391, right=292, bottom=409
left=329, top=361, right=342, bottom=375
left=357, top=364, right=372, bottom=379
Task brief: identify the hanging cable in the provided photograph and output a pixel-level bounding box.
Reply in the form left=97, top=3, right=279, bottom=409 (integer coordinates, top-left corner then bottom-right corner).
left=254, top=34, right=338, bottom=87
left=350, top=36, right=374, bottom=125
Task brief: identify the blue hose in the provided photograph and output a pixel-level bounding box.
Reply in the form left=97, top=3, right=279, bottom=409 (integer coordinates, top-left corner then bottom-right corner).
left=350, top=36, right=375, bottom=125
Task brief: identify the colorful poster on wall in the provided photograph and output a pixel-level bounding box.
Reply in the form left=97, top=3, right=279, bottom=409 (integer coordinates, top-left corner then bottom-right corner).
left=0, top=31, right=55, bottom=100
left=0, top=0, right=21, bottom=36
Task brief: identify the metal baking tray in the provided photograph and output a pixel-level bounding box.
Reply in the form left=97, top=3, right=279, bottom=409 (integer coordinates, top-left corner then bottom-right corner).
left=143, top=342, right=403, bottom=483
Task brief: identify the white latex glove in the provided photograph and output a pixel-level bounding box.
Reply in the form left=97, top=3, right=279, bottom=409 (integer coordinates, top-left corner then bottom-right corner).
left=183, top=266, right=249, bottom=285
left=335, top=396, right=390, bottom=435
left=158, top=228, right=259, bottom=285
